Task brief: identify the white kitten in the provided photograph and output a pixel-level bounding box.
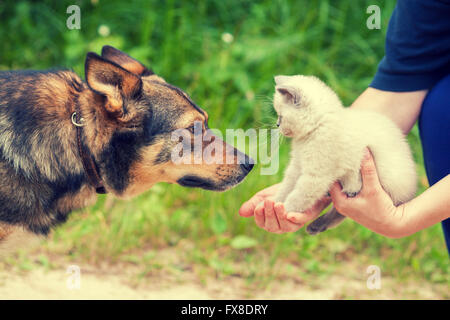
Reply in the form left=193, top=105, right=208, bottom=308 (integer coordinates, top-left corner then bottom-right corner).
left=273, top=75, right=417, bottom=234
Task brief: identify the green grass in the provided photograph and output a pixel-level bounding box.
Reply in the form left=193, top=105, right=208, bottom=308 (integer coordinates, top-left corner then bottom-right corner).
left=0, top=0, right=448, bottom=287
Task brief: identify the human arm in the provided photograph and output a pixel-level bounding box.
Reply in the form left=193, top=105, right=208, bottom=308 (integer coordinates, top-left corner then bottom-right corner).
left=350, top=87, right=427, bottom=134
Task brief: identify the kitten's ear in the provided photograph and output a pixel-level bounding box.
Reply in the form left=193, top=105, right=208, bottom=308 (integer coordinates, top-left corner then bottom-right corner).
left=276, top=85, right=301, bottom=105
left=85, top=52, right=142, bottom=116
left=274, top=75, right=291, bottom=86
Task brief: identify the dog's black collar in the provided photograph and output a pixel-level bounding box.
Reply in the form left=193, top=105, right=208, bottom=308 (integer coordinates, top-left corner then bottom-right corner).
left=71, top=109, right=107, bottom=194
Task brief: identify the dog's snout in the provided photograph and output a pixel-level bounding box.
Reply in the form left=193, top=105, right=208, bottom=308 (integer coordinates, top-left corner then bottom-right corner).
left=240, top=158, right=254, bottom=174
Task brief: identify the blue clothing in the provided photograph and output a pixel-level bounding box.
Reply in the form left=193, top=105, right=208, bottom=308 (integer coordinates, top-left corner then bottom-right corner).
left=419, top=75, right=450, bottom=254
left=369, top=0, right=450, bottom=253
left=370, top=0, right=450, bottom=92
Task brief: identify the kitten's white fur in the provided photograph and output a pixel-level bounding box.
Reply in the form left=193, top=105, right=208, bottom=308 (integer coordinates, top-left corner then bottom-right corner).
left=273, top=75, right=417, bottom=234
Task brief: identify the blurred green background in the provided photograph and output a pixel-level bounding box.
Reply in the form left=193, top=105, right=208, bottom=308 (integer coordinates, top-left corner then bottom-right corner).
left=0, top=0, right=448, bottom=292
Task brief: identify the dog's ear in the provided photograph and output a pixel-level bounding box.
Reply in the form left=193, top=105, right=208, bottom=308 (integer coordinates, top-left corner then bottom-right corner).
left=85, top=52, right=142, bottom=116
left=101, top=46, right=153, bottom=76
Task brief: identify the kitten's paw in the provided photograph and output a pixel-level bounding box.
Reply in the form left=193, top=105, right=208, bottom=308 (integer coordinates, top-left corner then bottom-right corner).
left=274, top=194, right=286, bottom=203
left=284, top=203, right=296, bottom=213
left=284, top=198, right=304, bottom=213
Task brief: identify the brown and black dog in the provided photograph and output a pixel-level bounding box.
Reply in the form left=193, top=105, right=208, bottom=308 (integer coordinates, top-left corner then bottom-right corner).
left=0, top=46, right=253, bottom=254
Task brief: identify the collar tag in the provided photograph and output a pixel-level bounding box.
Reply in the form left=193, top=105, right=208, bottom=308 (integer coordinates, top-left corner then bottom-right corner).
left=71, top=112, right=86, bottom=127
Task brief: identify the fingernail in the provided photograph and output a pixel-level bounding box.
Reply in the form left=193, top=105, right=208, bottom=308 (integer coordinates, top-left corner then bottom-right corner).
left=364, top=148, right=370, bottom=160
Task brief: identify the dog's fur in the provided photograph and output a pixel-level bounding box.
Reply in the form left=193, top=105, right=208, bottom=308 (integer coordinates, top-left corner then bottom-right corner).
left=272, top=75, right=417, bottom=234
left=0, top=46, right=253, bottom=254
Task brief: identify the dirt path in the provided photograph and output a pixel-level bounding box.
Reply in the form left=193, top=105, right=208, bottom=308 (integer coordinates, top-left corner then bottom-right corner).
left=0, top=264, right=447, bottom=299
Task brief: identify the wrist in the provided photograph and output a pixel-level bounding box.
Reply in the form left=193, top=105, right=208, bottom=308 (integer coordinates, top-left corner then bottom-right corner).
left=384, top=204, right=409, bottom=239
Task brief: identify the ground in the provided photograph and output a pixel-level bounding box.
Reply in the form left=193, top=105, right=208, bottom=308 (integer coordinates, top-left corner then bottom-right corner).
left=1, top=250, right=447, bottom=300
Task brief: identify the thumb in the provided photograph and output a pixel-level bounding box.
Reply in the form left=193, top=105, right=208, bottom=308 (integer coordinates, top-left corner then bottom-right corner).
left=360, top=148, right=381, bottom=193
left=329, top=181, right=352, bottom=211
left=239, top=199, right=257, bottom=217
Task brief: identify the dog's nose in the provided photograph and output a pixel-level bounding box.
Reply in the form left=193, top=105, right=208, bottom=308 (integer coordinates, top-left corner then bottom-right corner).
left=240, top=158, right=254, bottom=174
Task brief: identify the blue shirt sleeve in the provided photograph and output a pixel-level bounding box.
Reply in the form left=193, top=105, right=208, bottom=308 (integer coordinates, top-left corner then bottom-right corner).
left=370, top=0, right=450, bottom=92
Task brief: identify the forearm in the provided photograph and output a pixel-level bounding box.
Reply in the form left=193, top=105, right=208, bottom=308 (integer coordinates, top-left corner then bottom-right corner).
left=350, top=87, right=428, bottom=134
left=392, top=175, right=450, bottom=238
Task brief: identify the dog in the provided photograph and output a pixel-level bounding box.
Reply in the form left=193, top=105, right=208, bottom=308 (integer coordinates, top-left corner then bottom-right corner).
left=0, top=46, right=254, bottom=254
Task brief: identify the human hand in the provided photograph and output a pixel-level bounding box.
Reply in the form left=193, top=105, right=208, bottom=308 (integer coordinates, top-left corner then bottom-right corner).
left=238, top=183, right=281, bottom=218
left=239, top=184, right=331, bottom=234
left=252, top=196, right=332, bottom=234
left=329, top=149, right=400, bottom=237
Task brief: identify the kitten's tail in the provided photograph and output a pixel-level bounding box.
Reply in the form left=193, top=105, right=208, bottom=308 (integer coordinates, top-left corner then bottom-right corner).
left=306, top=206, right=346, bottom=235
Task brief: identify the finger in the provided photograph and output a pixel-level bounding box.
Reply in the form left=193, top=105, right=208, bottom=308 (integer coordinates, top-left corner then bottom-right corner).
left=255, top=201, right=265, bottom=212
left=329, top=181, right=347, bottom=201
left=274, top=203, right=302, bottom=232
left=239, top=199, right=258, bottom=217
left=286, top=212, right=305, bottom=232
left=254, top=204, right=265, bottom=228
left=329, top=181, right=366, bottom=216
left=329, top=181, right=352, bottom=213
left=360, top=148, right=381, bottom=194
left=264, top=199, right=281, bottom=232
left=239, top=184, right=280, bottom=217
left=286, top=210, right=320, bottom=225
left=239, top=194, right=266, bottom=217
left=273, top=202, right=287, bottom=228
left=285, top=195, right=331, bottom=224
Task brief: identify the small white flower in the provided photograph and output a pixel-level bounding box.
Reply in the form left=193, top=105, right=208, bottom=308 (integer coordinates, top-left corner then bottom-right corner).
left=98, top=25, right=110, bottom=37
left=221, top=32, right=234, bottom=44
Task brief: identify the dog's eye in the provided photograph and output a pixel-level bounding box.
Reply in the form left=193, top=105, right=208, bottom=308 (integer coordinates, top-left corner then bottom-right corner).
left=187, top=125, right=195, bottom=134
left=187, top=120, right=205, bottom=136
left=187, top=124, right=203, bottom=136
